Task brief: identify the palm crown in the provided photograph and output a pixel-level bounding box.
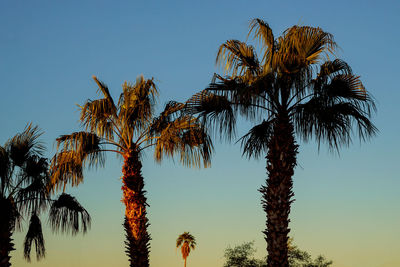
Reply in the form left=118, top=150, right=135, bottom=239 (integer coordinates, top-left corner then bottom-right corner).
left=185, top=19, right=377, bottom=267
left=51, top=75, right=212, bottom=267
left=176, top=232, right=196, bottom=267
left=52, top=75, right=211, bottom=190
left=0, top=124, right=90, bottom=266
left=187, top=19, right=376, bottom=153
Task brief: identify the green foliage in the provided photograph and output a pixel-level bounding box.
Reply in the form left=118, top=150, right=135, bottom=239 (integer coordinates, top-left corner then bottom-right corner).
left=223, top=241, right=266, bottom=267
left=288, top=244, right=332, bottom=267
left=223, top=241, right=332, bottom=267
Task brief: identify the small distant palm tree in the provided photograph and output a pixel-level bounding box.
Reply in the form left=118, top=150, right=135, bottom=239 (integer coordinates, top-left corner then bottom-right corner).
left=0, top=124, right=90, bottom=267
left=176, top=232, right=196, bottom=267
left=51, top=76, right=211, bottom=267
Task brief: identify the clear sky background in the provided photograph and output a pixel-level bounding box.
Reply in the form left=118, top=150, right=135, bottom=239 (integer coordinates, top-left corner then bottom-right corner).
left=1, top=1, right=399, bottom=267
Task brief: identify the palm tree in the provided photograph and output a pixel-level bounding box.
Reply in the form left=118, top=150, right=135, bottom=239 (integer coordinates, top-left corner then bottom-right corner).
left=0, top=124, right=90, bottom=267
left=185, top=19, right=377, bottom=267
left=51, top=75, right=212, bottom=267
left=176, top=232, right=196, bottom=267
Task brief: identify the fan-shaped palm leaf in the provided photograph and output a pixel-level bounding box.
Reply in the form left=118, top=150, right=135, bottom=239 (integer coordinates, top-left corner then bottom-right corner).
left=217, top=40, right=260, bottom=78
left=49, top=193, right=91, bottom=235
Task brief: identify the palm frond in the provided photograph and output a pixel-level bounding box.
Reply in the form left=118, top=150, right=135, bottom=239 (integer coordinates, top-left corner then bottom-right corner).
left=7, top=124, right=45, bottom=167
left=248, top=18, right=275, bottom=69
left=56, top=132, right=105, bottom=169
left=153, top=116, right=213, bottom=168
left=79, top=98, right=115, bottom=140
left=184, top=90, right=236, bottom=141
left=149, top=101, right=185, bottom=137
left=283, top=25, right=337, bottom=64
left=15, top=170, right=48, bottom=215
left=216, top=40, right=260, bottom=79
left=15, top=155, right=49, bottom=190
left=239, top=120, right=274, bottom=158
left=118, top=76, right=158, bottom=137
left=209, top=74, right=277, bottom=119
left=316, top=59, right=352, bottom=80
left=92, top=76, right=117, bottom=115
left=49, top=151, right=84, bottom=191
left=24, top=213, right=45, bottom=262
left=323, top=74, right=369, bottom=101
left=49, top=193, right=91, bottom=235
left=294, top=98, right=377, bottom=151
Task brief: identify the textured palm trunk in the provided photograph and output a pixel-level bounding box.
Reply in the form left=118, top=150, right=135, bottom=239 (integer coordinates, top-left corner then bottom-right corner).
left=260, top=112, right=298, bottom=267
left=184, top=258, right=187, bottom=267
left=0, top=198, right=14, bottom=267
left=121, top=150, right=150, bottom=267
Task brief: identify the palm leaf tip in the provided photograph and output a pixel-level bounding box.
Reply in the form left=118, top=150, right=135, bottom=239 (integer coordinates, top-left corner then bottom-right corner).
left=49, top=193, right=91, bottom=235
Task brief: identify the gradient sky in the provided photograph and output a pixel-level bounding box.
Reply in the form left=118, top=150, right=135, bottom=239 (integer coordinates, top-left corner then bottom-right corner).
left=1, top=1, right=399, bottom=267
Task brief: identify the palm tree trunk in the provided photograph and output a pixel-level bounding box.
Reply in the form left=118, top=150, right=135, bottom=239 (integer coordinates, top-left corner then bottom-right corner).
left=260, top=112, right=298, bottom=267
left=184, top=257, right=187, bottom=267
left=122, top=150, right=150, bottom=267
left=0, top=198, right=14, bottom=267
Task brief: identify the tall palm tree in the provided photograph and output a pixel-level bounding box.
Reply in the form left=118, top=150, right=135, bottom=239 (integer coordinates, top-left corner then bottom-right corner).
left=0, top=124, right=90, bottom=267
left=185, top=19, right=377, bottom=267
left=176, top=232, right=196, bottom=267
left=51, top=75, right=212, bottom=267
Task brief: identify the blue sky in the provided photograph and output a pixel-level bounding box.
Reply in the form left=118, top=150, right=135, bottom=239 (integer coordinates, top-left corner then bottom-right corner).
left=1, top=1, right=399, bottom=266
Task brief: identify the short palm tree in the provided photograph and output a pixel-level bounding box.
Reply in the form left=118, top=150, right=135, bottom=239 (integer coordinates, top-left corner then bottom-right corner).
left=0, top=124, right=90, bottom=267
left=185, top=19, right=377, bottom=266
left=51, top=75, right=212, bottom=267
left=176, top=232, right=196, bottom=267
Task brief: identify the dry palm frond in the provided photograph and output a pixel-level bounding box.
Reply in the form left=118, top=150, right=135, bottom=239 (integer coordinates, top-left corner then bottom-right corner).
left=50, top=151, right=84, bottom=190
left=49, top=193, right=91, bottom=235
left=56, top=132, right=105, bottom=169
left=24, top=213, right=45, bottom=261
left=153, top=116, right=212, bottom=168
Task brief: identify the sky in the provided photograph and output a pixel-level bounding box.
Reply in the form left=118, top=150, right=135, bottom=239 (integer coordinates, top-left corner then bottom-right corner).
left=1, top=0, right=399, bottom=266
